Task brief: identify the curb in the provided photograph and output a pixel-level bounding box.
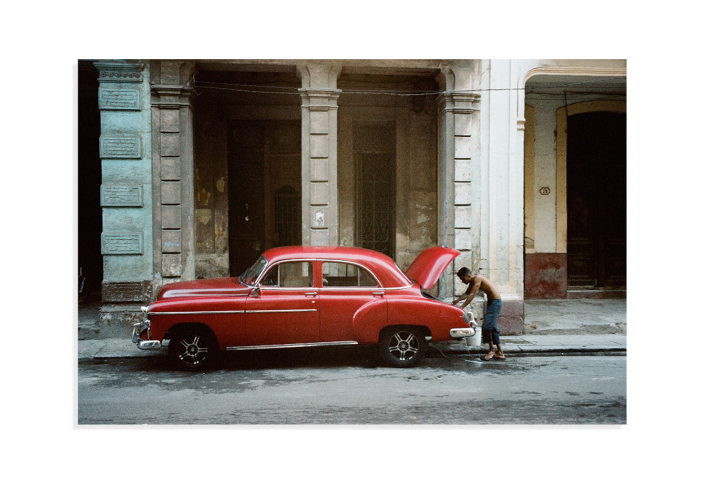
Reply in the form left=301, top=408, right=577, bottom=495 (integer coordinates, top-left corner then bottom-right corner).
left=78, top=342, right=627, bottom=361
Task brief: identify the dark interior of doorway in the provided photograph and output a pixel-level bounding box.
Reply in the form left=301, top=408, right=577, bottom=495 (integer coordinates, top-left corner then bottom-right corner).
left=567, top=111, right=626, bottom=289
left=354, top=123, right=396, bottom=260
left=78, top=63, right=103, bottom=295
left=227, top=120, right=301, bottom=277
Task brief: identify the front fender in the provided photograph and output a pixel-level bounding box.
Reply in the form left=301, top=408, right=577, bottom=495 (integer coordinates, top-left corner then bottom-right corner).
left=146, top=296, right=247, bottom=347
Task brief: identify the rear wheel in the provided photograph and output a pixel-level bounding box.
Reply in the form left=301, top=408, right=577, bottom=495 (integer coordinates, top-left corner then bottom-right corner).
left=379, top=327, right=426, bottom=367
left=168, top=330, right=219, bottom=371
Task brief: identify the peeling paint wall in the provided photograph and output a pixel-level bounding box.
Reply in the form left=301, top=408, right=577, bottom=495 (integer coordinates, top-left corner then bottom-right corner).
left=193, top=69, right=440, bottom=283
left=192, top=81, right=302, bottom=278
left=96, top=60, right=154, bottom=337
left=193, top=99, right=229, bottom=278
left=338, top=77, right=439, bottom=288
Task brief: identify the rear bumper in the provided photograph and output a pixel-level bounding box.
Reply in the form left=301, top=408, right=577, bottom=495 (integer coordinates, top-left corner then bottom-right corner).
left=132, top=320, right=162, bottom=350
left=450, top=326, right=476, bottom=339
left=450, top=311, right=479, bottom=339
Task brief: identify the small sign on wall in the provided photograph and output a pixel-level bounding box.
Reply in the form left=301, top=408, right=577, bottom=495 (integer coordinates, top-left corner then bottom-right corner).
left=100, top=136, right=142, bottom=159
left=98, top=88, right=141, bottom=111
left=101, top=185, right=143, bottom=207
left=101, top=233, right=143, bottom=255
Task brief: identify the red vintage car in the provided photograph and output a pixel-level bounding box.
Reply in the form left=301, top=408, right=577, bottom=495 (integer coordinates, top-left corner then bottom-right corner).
left=132, top=246, right=477, bottom=370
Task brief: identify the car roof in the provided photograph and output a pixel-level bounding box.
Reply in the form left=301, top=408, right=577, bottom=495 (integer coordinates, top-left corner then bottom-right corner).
left=262, top=246, right=412, bottom=288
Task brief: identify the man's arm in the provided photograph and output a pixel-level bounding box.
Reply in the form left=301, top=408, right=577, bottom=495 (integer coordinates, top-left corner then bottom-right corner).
left=459, top=277, right=482, bottom=309
left=452, top=293, right=468, bottom=305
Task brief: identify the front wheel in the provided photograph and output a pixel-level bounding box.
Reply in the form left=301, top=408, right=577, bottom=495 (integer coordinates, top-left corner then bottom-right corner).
left=379, top=328, right=426, bottom=368
left=168, top=330, right=219, bottom=371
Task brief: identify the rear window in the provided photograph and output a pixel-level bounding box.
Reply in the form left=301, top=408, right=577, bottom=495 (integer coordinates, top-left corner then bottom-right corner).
left=321, top=262, right=378, bottom=287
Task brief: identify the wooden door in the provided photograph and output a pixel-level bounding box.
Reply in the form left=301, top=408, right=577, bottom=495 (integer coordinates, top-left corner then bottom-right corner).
left=567, top=112, right=626, bottom=288
left=228, top=121, right=265, bottom=277
left=228, top=121, right=301, bottom=276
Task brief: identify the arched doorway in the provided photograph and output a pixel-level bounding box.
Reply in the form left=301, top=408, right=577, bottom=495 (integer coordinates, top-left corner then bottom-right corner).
left=557, top=101, right=627, bottom=294
left=567, top=112, right=626, bottom=289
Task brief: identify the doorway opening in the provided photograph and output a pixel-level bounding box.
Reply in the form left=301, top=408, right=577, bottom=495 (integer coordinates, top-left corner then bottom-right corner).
left=354, top=122, right=396, bottom=259
left=567, top=111, right=626, bottom=290
left=78, top=62, right=103, bottom=297
left=227, top=120, right=301, bottom=276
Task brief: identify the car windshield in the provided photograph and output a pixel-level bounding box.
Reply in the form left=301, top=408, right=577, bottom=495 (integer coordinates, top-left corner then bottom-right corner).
left=239, top=256, right=268, bottom=286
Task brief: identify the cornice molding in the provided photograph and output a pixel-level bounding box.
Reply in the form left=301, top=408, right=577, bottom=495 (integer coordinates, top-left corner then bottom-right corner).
left=95, top=60, right=146, bottom=84
left=298, top=88, right=341, bottom=110
left=437, top=90, right=480, bottom=115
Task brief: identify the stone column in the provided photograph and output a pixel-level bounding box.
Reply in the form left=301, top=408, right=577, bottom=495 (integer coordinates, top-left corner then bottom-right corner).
left=297, top=64, right=342, bottom=247
left=95, top=60, right=153, bottom=337
left=478, top=59, right=525, bottom=333
left=150, top=61, right=197, bottom=288
left=436, top=67, right=480, bottom=304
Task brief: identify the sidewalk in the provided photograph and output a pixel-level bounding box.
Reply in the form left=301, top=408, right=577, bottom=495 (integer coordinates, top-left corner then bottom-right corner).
left=77, top=297, right=626, bottom=360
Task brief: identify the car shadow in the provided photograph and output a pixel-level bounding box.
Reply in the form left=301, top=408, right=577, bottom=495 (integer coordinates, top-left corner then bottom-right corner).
left=96, top=345, right=383, bottom=373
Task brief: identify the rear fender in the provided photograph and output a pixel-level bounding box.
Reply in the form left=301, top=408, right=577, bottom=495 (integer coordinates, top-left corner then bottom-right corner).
left=387, top=296, right=443, bottom=327
left=352, top=298, right=388, bottom=344
left=386, top=297, right=462, bottom=342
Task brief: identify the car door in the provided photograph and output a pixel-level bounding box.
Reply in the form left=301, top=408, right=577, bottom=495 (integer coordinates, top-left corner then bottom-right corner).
left=317, top=261, right=386, bottom=343
left=244, top=260, right=320, bottom=346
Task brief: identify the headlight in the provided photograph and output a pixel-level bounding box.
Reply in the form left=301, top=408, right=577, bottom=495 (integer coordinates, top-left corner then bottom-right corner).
left=463, top=311, right=470, bottom=324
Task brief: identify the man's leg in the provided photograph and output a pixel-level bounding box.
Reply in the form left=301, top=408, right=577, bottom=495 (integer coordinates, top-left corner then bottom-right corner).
left=483, top=299, right=504, bottom=360
left=492, top=301, right=504, bottom=359
left=483, top=341, right=495, bottom=360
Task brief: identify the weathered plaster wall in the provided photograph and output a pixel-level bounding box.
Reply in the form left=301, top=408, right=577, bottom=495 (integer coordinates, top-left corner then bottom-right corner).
left=337, top=80, right=439, bottom=286
left=192, top=75, right=302, bottom=278
left=191, top=64, right=443, bottom=288
left=194, top=100, right=230, bottom=278
left=96, top=60, right=154, bottom=336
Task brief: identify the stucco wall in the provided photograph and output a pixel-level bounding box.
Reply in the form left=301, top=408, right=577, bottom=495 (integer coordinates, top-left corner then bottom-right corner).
left=96, top=60, right=154, bottom=336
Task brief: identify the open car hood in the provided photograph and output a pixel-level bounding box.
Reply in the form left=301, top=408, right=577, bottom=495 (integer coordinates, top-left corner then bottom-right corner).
left=405, top=246, right=460, bottom=290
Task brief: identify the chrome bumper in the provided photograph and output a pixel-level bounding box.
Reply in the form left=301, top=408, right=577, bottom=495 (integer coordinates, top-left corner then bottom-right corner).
left=450, top=326, right=476, bottom=339
left=450, top=311, right=479, bottom=339
left=132, top=319, right=162, bottom=350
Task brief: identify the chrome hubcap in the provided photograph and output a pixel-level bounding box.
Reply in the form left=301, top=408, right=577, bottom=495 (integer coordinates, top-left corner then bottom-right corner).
left=178, top=335, right=209, bottom=365
left=388, top=332, right=418, bottom=361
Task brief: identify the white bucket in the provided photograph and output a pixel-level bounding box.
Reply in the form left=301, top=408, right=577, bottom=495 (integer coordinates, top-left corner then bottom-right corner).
left=466, top=326, right=482, bottom=347
left=465, top=311, right=481, bottom=347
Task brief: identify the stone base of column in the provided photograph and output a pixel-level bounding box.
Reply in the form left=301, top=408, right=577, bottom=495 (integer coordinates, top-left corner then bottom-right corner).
left=98, top=304, right=146, bottom=339
left=461, top=296, right=524, bottom=336
left=498, top=299, right=525, bottom=335
left=98, top=280, right=152, bottom=337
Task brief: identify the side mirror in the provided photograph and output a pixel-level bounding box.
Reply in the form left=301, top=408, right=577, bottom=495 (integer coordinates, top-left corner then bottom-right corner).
left=252, top=285, right=261, bottom=298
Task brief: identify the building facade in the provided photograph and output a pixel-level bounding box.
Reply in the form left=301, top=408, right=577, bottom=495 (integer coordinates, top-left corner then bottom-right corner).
left=78, top=59, right=627, bottom=337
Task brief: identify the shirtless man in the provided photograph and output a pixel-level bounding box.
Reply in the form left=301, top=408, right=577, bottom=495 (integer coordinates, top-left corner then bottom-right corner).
left=452, top=267, right=505, bottom=361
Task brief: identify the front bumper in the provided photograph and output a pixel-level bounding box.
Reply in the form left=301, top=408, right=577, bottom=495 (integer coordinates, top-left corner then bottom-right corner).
left=131, top=319, right=162, bottom=350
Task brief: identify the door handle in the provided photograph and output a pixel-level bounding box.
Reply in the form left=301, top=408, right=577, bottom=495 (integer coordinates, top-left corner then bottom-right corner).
left=305, top=292, right=317, bottom=296
left=372, top=291, right=385, bottom=296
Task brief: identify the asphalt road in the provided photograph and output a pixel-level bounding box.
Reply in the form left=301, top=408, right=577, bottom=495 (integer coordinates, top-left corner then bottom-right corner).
left=77, top=347, right=626, bottom=424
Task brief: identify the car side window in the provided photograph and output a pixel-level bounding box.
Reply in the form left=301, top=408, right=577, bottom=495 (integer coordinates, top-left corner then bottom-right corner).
left=321, top=262, right=378, bottom=287
left=261, top=261, right=313, bottom=288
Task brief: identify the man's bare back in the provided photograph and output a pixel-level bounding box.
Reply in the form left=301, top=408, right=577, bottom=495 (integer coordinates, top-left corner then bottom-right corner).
left=465, top=275, right=501, bottom=301
left=453, top=270, right=501, bottom=309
